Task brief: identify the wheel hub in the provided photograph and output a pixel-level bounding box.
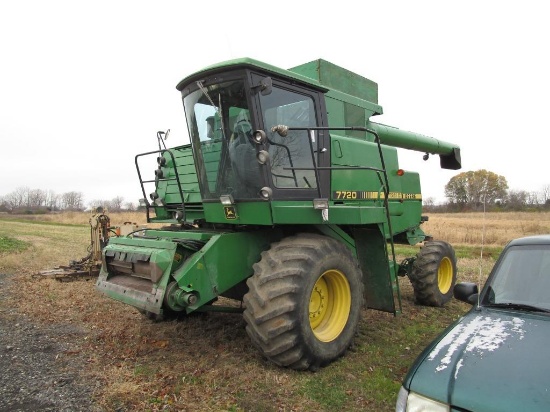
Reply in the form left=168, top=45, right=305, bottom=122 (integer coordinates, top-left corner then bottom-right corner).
left=309, top=269, right=351, bottom=342
left=438, top=256, right=453, bottom=294
left=309, top=278, right=328, bottom=327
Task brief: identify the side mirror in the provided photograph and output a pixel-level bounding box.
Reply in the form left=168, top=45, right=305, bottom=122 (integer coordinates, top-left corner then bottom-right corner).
left=454, top=282, right=479, bottom=305
left=253, top=76, right=272, bottom=96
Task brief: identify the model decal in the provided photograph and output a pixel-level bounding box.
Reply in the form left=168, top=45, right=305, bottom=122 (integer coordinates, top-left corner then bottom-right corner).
left=332, top=190, right=422, bottom=200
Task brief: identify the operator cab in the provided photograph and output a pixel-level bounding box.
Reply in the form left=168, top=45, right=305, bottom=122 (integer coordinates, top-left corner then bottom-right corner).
left=178, top=66, right=330, bottom=207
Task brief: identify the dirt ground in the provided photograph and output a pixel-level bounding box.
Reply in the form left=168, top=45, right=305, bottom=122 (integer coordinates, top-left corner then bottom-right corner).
left=0, top=268, right=409, bottom=412
left=0, top=215, right=481, bottom=411
left=0, top=273, right=102, bottom=411
left=1, top=268, right=458, bottom=412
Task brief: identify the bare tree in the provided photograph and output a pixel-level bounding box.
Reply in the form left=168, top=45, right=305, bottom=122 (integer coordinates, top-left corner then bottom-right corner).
left=109, top=196, right=124, bottom=212
left=422, top=197, right=436, bottom=212
left=62, top=191, right=84, bottom=210
left=423, top=197, right=435, bottom=207
left=28, top=189, right=47, bottom=208
left=506, top=189, right=528, bottom=210
left=124, top=201, right=136, bottom=211
left=46, top=190, right=60, bottom=210
left=0, top=196, right=10, bottom=212
left=526, top=191, right=540, bottom=206
left=541, top=185, right=550, bottom=205
left=9, top=186, right=30, bottom=209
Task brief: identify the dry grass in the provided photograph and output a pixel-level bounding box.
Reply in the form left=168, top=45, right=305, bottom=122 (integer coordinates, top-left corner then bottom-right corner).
left=1, top=211, right=550, bottom=411
left=0, top=220, right=91, bottom=274
left=8, top=210, right=550, bottom=246
left=7, top=211, right=148, bottom=227
left=421, top=211, right=550, bottom=246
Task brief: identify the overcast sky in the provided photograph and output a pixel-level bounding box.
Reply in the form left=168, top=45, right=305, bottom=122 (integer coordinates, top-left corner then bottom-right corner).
left=1, top=1, right=548, bottom=206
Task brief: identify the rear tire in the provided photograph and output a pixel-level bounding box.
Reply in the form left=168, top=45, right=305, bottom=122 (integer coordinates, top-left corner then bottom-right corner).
left=243, top=233, right=364, bottom=371
left=409, top=240, right=457, bottom=307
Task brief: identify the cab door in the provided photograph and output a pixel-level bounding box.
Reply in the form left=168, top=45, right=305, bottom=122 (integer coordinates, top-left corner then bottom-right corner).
left=251, top=73, right=330, bottom=201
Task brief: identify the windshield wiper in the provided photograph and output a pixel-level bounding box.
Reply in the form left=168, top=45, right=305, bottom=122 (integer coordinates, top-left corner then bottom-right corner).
left=196, top=80, right=225, bottom=134
left=485, top=302, right=550, bottom=313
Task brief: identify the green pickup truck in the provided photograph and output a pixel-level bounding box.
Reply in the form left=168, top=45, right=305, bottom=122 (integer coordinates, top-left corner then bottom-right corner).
left=397, top=235, right=550, bottom=412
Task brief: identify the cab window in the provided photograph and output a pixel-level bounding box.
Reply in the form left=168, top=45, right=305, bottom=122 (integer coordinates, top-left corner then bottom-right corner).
left=260, top=87, right=318, bottom=189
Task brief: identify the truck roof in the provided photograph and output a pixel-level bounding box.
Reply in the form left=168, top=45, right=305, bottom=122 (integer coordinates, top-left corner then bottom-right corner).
left=508, top=234, right=550, bottom=246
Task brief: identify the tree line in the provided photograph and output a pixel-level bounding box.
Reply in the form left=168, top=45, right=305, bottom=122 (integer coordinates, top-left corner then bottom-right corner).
left=2, top=170, right=549, bottom=214
left=0, top=186, right=137, bottom=213
left=426, top=169, right=550, bottom=212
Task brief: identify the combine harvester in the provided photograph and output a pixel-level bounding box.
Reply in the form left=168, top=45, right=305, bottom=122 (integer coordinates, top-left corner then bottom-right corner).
left=96, top=58, right=461, bottom=370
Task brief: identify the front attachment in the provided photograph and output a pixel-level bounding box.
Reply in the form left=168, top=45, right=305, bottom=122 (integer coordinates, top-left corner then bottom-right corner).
left=96, top=237, right=186, bottom=315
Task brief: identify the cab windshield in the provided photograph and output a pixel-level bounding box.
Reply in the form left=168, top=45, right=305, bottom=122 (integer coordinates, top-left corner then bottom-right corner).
left=182, top=74, right=321, bottom=201
left=183, top=79, right=262, bottom=200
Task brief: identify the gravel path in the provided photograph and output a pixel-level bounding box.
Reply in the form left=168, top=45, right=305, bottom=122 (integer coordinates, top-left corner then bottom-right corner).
left=0, top=273, right=103, bottom=412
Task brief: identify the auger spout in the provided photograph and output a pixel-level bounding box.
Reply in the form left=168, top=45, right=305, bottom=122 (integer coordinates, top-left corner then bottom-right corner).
left=367, top=121, right=461, bottom=170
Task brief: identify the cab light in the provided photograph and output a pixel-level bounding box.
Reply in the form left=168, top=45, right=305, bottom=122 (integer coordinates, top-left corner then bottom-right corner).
left=252, top=129, right=267, bottom=144
left=257, top=150, right=270, bottom=164
left=219, top=194, right=235, bottom=205
left=259, top=187, right=273, bottom=200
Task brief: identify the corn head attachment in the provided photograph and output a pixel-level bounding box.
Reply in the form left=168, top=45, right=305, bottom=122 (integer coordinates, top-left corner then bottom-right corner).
left=36, top=208, right=138, bottom=281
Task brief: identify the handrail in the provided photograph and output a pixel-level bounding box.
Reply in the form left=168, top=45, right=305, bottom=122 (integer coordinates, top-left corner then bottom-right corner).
left=280, top=125, right=401, bottom=311
left=135, top=149, right=187, bottom=223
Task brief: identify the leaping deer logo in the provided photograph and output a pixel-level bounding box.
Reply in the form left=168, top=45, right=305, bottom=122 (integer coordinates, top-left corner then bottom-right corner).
left=224, top=206, right=237, bottom=220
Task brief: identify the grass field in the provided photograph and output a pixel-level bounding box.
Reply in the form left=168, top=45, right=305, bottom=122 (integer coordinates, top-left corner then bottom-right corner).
left=1, top=211, right=550, bottom=411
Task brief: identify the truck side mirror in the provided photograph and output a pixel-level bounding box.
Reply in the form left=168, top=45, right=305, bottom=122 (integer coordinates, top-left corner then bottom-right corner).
left=453, top=282, right=479, bottom=305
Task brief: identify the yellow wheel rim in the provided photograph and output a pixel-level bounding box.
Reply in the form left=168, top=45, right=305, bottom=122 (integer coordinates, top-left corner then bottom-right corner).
left=438, top=257, right=453, bottom=294
left=309, top=269, right=351, bottom=342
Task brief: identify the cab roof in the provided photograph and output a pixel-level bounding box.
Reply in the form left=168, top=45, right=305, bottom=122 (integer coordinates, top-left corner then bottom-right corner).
left=175, top=57, right=382, bottom=114
left=175, top=57, right=327, bottom=92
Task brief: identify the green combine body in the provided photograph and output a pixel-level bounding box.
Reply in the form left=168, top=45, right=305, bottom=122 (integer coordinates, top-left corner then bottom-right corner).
left=96, top=58, right=461, bottom=370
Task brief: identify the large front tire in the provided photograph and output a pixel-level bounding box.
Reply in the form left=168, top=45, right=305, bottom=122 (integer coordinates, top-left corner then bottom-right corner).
left=409, top=240, right=457, bottom=307
left=243, top=233, right=364, bottom=371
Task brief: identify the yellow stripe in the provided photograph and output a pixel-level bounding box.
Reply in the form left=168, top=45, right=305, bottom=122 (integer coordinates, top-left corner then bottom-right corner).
left=332, top=191, right=422, bottom=200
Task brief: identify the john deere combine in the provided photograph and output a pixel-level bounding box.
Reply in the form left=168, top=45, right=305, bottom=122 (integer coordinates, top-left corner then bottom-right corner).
left=96, top=58, right=461, bottom=370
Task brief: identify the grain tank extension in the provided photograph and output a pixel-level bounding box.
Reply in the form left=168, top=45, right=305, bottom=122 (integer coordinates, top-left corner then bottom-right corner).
left=96, top=58, right=461, bottom=371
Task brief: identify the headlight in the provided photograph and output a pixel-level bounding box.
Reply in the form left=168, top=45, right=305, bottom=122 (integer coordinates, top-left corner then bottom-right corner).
left=395, top=387, right=449, bottom=412
left=396, top=386, right=408, bottom=412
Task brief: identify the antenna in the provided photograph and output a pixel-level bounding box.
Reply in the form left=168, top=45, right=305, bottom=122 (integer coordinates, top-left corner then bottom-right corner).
left=157, top=130, right=168, bottom=151
left=477, top=188, right=487, bottom=309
